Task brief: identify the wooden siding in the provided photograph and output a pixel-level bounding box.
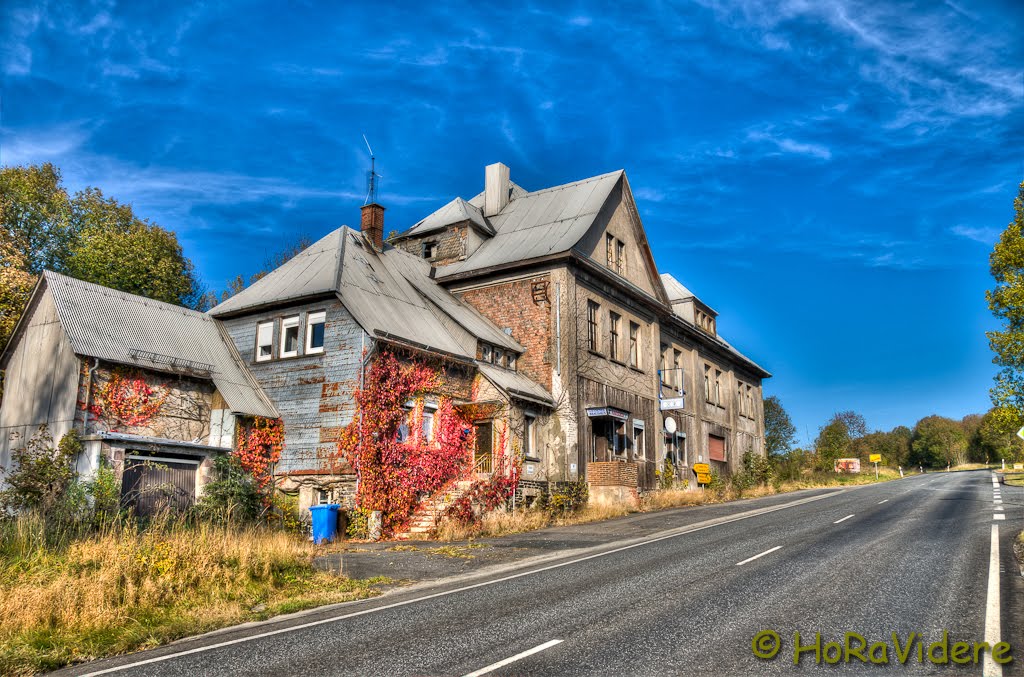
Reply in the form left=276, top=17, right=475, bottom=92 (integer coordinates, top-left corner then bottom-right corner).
left=220, top=299, right=364, bottom=474
left=0, top=287, right=81, bottom=478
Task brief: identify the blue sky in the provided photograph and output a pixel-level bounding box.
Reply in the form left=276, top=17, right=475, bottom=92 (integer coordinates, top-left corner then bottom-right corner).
left=2, top=1, right=1022, bottom=445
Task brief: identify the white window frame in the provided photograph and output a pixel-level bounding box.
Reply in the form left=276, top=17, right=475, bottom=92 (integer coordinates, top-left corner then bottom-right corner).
left=524, top=413, right=537, bottom=459
left=280, top=316, right=300, bottom=358
left=255, top=321, right=274, bottom=362
left=422, top=405, right=437, bottom=443
left=306, top=311, right=326, bottom=355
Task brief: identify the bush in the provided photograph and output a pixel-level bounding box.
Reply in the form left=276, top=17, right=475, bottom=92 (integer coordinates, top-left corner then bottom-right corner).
left=346, top=507, right=370, bottom=539
left=546, top=479, right=589, bottom=515
left=193, top=454, right=264, bottom=524
left=0, top=426, right=79, bottom=519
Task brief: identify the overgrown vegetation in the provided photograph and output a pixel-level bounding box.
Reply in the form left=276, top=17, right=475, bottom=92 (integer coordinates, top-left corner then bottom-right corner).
left=0, top=514, right=388, bottom=675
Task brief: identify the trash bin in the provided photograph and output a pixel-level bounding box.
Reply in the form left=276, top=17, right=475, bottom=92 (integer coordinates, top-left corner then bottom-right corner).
left=309, top=504, right=341, bottom=544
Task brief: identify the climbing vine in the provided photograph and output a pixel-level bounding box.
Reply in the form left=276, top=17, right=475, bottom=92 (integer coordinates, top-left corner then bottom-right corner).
left=445, top=421, right=521, bottom=525
left=235, top=416, right=284, bottom=498
left=336, top=350, right=474, bottom=536
left=90, top=369, right=167, bottom=428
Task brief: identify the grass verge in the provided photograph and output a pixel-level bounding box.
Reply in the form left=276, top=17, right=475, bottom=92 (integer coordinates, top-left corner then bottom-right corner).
left=0, top=514, right=389, bottom=676
left=433, top=467, right=913, bottom=541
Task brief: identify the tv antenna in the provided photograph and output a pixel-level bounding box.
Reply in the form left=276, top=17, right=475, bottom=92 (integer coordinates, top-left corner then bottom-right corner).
left=363, top=134, right=382, bottom=205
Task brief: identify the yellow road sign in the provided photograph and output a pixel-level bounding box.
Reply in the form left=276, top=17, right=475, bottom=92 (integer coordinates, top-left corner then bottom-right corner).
left=869, top=454, right=881, bottom=463
left=696, top=472, right=712, bottom=484
left=693, top=463, right=711, bottom=475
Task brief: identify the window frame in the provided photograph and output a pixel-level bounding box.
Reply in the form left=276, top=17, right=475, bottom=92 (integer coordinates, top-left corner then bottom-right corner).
left=523, top=413, right=538, bottom=460
left=587, top=301, right=600, bottom=352
left=628, top=321, right=640, bottom=368
left=255, top=321, right=274, bottom=362
left=280, top=316, right=301, bottom=358
left=609, top=312, right=621, bottom=361
left=305, top=311, right=326, bottom=355
left=616, top=239, right=625, bottom=275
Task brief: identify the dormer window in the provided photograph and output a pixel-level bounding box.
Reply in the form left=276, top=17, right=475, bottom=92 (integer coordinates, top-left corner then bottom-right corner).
left=695, top=309, right=716, bottom=335
left=422, top=241, right=437, bottom=259
left=508, top=353, right=516, bottom=370
left=494, top=348, right=505, bottom=368
left=481, top=344, right=492, bottom=362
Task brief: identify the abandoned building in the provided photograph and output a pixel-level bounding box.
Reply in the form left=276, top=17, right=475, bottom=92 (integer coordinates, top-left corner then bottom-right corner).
left=0, top=162, right=769, bottom=517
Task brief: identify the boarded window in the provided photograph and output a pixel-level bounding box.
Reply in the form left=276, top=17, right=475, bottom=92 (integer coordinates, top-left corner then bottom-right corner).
left=709, top=434, right=726, bottom=462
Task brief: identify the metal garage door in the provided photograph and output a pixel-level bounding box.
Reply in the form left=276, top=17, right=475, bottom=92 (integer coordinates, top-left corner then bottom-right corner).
left=120, top=453, right=199, bottom=516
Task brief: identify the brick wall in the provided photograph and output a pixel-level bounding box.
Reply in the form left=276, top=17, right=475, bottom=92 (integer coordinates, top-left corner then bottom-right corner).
left=457, top=275, right=553, bottom=391
left=587, top=461, right=638, bottom=487
left=393, top=225, right=467, bottom=266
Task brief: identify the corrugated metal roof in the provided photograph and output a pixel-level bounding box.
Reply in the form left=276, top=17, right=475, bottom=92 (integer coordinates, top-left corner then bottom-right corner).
left=43, top=271, right=278, bottom=418
left=477, top=363, right=554, bottom=407
left=437, top=171, right=623, bottom=276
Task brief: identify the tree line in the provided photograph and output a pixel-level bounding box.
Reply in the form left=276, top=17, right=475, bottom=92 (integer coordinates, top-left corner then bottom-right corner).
left=764, top=395, right=1024, bottom=474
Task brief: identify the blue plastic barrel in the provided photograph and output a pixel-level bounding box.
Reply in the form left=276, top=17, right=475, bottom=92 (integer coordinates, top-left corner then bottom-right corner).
left=309, top=504, right=341, bottom=544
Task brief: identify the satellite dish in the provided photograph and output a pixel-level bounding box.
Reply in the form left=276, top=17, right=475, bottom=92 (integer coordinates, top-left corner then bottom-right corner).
left=665, top=417, right=677, bottom=434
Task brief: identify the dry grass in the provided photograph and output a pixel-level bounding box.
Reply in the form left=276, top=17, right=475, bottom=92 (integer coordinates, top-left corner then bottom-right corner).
left=0, top=514, right=388, bottom=675
left=433, top=467, right=909, bottom=541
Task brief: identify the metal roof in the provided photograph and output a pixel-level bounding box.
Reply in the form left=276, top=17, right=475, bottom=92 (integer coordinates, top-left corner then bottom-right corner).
left=660, top=273, right=695, bottom=302
left=436, top=170, right=624, bottom=277
left=42, top=271, right=278, bottom=418
left=477, top=362, right=554, bottom=407
left=401, top=197, right=494, bottom=239
left=209, top=226, right=523, bottom=360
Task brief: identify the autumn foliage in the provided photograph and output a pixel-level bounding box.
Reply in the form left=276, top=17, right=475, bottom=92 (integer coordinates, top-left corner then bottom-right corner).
left=336, top=351, right=475, bottom=536
left=90, top=370, right=167, bottom=428
left=235, top=417, right=284, bottom=498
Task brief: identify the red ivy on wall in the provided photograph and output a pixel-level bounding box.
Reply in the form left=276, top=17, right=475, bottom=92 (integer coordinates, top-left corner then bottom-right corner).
left=90, top=370, right=167, bottom=428
left=446, top=420, right=521, bottom=525
left=235, top=416, right=284, bottom=498
left=336, top=350, right=474, bottom=536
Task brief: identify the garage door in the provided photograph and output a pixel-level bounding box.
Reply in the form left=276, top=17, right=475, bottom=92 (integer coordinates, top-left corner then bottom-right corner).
left=121, top=453, right=199, bottom=516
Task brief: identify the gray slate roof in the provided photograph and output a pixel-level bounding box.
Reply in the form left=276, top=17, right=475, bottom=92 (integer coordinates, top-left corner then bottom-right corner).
left=209, top=227, right=523, bottom=360
left=434, top=170, right=624, bottom=277
left=40, top=271, right=278, bottom=418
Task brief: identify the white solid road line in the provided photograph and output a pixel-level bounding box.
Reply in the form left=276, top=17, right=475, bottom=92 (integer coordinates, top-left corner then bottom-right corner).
left=461, top=640, right=564, bottom=677
left=834, top=514, right=855, bottom=524
left=78, top=491, right=840, bottom=676
left=735, top=546, right=782, bottom=566
left=984, top=524, right=1002, bottom=677
left=878, top=499, right=888, bottom=504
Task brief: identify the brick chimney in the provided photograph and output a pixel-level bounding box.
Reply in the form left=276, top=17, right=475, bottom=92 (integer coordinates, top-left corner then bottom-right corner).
left=360, top=203, right=385, bottom=250
left=484, top=162, right=510, bottom=217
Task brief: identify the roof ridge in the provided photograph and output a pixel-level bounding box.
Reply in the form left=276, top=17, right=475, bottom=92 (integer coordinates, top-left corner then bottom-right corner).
left=43, top=270, right=207, bottom=319
left=513, top=169, right=623, bottom=199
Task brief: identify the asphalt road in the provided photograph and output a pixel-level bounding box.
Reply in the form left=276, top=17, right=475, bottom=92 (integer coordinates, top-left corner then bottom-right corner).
left=62, top=471, right=1022, bottom=676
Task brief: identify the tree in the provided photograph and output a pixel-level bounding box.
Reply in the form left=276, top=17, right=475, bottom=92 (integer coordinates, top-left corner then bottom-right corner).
left=856, top=426, right=912, bottom=467
left=814, top=410, right=867, bottom=470
left=987, top=181, right=1024, bottom=415
left=65, top=188, right=200, bottom=307
left=0, top=164, right=202, bottom=349
left=910, top=415, right=967, bottom=468
left=763, top=395, right=797, bottom=456
left=978, top=407, right=1024, bottom=463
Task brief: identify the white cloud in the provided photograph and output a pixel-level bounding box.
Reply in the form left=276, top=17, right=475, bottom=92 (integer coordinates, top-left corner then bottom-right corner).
left=950, top=225, right=1000, bottom=244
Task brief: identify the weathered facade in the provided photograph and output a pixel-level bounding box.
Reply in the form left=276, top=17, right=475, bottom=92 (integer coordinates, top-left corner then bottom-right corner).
left=1, top=161, right=769, bottom=517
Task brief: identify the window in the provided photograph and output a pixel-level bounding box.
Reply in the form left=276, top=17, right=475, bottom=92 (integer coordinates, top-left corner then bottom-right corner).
left=306, top=311, right=326, bottom=354
left=612, top=420, right=626, bottom=455
left=714, top=369, right=722, bottom=405
left=481, top=344, right=492, bottom=362
left=475, top=421, right=494, bottom=472
left=316, top=488, right=330, bottom=505
left=629, top=322, right=640, bottom=368
left=508, top=353, right=517, bottom=371
left=256, top=321, right=273, bottom=362
left=606, top=234, right=615, bottom=268
left=633, top=423, right=645, bottom=460
left=660, top=345, right=668, bottom=384
left=396, top=406, right=413, bottom=442
left=422, top=241, right=437, bottom=259
left=609, top=312, right=620, bottom=361
left=745, top=385, right=754, bottom=419
left=587, top=301, right=599, bottom=352
left=524, top=414, right=537, bottom=459
left=737, top=383, right=746, bottom=416
left=280, top=316, right=300, bottom=358
left=422, top=405, right=436, bottom=442
left=704, top=365, right=712, bottom=402
left=616, top=240, right=625, bottom=275
left=709, top=434, right=726, bottom=462
left=494, top=348, right=505, bottom=368
left=673, top=350, right=682, bottom=388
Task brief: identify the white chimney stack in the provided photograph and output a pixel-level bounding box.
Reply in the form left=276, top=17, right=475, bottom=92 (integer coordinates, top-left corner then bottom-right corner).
left=484, top=162, right=510, bottom=217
